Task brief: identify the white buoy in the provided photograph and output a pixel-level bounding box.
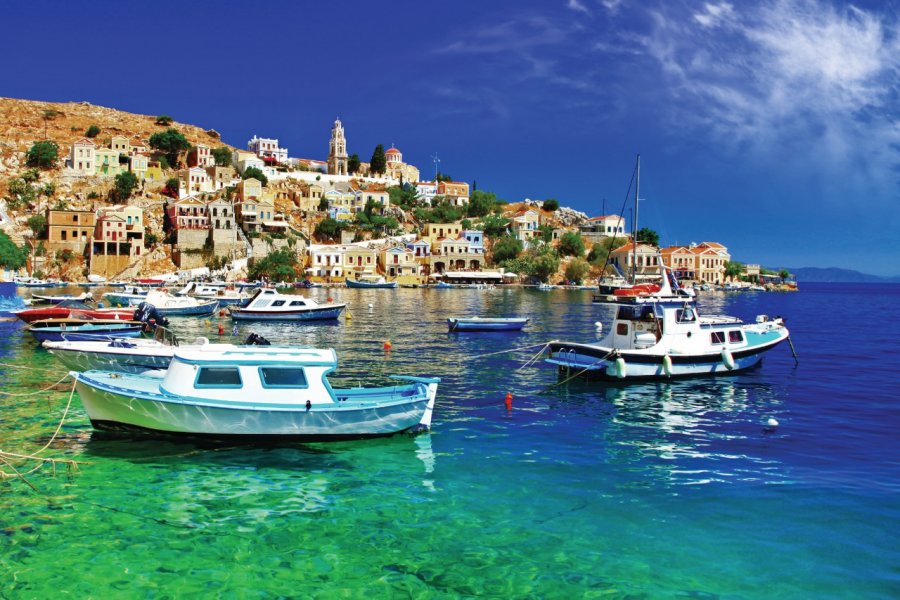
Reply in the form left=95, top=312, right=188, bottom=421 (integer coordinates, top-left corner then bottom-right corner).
left=615, top=357, right=627, bottom=379
left=721, top=348, right=735, bottom=370
left=594, top=321, right=603, bottom=331
left=766, top=417, right=779, bottom=428
left=662, top=354, right=673, bottom=377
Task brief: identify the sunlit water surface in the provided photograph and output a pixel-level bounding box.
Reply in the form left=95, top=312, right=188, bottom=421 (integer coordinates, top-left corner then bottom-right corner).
left=1, top=283, right=897, bottom=598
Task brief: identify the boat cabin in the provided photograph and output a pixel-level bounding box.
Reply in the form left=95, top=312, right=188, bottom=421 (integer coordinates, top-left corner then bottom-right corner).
left=162, top=347, right=340, bottom=406
left=605, top=299, right=747, bottom=352
left=245, top=288, right=318, bottom=310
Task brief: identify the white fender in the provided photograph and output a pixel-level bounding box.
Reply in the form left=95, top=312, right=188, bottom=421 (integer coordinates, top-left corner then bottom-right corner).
left=615, top=357, right=627, bottom=379
left=721, top=348, right=735, bottom=370
left=662, top=354, right=673, bottom=377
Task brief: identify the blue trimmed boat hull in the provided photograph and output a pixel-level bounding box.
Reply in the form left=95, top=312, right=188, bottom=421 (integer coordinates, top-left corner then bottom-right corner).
left=29, top=325, right=144, bottom=343
left=230, top=305, right=345, bottom=321
left=448, top=317, right=528, bottom=332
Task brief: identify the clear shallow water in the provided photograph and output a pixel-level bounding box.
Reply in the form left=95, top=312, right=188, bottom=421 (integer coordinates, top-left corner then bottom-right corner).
left=1, top=283, right=898, bottom=597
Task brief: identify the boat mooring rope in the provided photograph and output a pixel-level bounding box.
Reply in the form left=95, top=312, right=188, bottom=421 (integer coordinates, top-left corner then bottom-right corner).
left=0, top=376, right=84, bottom=489
left=0, top=371, right=73, bottom=396
left=465, top=341, right=559, bottom=362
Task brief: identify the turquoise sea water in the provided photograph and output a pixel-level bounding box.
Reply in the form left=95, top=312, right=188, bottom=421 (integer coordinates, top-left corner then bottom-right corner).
left=1, top=283, right=898, bottom=598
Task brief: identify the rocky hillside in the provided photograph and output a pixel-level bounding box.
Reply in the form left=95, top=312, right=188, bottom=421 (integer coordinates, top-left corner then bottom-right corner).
left=0, top=97, right=228, bottom=176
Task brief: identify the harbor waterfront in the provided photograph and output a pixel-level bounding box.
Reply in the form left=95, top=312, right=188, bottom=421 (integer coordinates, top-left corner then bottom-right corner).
left=1, top=283, right=898, bottom=597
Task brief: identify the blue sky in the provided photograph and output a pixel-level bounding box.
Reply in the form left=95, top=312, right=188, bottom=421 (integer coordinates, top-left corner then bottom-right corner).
left=3, top=0, right=899, bottom=275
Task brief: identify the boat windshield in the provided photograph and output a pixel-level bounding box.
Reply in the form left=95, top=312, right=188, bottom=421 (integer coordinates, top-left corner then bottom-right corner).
left=616, top=305, right=657, bottom=321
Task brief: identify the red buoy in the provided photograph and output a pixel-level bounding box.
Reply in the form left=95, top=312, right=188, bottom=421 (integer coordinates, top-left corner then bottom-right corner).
left=217, top=324, right=225, bottom=335
left=383, top=340, right=392, bottom=351
left=505, top=392, right=513, bottom=411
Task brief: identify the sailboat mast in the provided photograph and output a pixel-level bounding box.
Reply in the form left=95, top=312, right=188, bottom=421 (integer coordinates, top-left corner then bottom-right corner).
left=632, top=154, right=640, bottom=284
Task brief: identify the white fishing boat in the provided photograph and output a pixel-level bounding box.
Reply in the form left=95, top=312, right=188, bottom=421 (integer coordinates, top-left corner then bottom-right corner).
left=546, top=267, right=792, bottom=380
left=45, top=329, right=265, bottom=373
left=70, top=346, right=440, bottom=439
left=229, top=288, right=346, bottom=321
left=176, top=282, right=252, bottom=307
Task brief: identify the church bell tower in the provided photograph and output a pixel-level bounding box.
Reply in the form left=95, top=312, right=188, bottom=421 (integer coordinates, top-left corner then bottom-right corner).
left=328, top=118, right=348, bottom=176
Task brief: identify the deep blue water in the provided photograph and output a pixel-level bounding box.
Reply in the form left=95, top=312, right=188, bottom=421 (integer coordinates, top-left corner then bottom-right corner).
left=1, top=282, right=898, bottom=597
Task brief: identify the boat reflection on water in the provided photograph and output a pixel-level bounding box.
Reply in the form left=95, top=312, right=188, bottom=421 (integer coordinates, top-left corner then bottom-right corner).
left=550, top=377, right=788, bottom=486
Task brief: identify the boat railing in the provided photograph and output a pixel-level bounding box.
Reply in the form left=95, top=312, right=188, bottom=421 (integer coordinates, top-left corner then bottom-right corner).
left=698, top=315, right=744, bottom=326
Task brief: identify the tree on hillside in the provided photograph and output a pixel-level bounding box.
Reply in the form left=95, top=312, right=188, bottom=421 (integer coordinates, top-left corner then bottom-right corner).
left=467, top=190, right=497, bottom=218
left=388, top=184, right=418, bottom=210
left=565, top=257, right=591, bottom=284
left=0, top=231, right=26, bottom=270
left=542, top=199, right=559, bottom=211
left=724, top=260, right=744, bottom=282
left=242, top=166, right=268, bottom=186
left=314, top=217, right=346, bottom=242
left=41, top=109, right=61, bottom=139
left=635, top=227, right=660, bottom=247
left=435, top=172, right=452, bottom=182
left=155, top=115, right=174, bottom=126
left=348, top=153, right=361, bottom=174
left=538, top=224, right=554, bottom=244
left=587, top=237, right=628, bottom=268
left=163, top=177, right=180, bottom=198
left=248, top=248, right=298, bottom=283
left=481, top=213, right=510, bottom=238
left=212, top=147, right=232, bottom=167
left=369, top=145, right=386, bottom=175
left=27, top=214, right=47, bottom=239
left=113, top=171, right=139, bottom=201
left=85, top=124, right=101, bottom=138
left=778, top=269, right=791, bottom=283
left=5, top=176, right=37, bottom=210
left=491, top=235, right=522, bottom=263
left=26, top=140, right=59, bottom=169
left=558, top=231, right=586, bottom=257
left=149, top=129, right=190, bottom=168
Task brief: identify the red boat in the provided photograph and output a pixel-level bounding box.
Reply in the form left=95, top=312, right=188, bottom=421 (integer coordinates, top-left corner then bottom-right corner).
left=14, top=301, right=135, bottom=324
left=613, top=284, right=661, bottom=297
left=135, top=278, right=166, bottom=287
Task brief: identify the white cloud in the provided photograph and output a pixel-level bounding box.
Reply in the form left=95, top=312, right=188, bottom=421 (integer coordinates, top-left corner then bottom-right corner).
left=567, top=0, right=591, bottom=15
left=693, top=2, right=735, bottom=28
left=637, top=0, right=900, bottom=183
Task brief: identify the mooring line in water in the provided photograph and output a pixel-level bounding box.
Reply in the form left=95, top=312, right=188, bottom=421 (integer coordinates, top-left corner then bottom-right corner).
left=0, top=361, right=61, bottom=373
left=515, top=341, right=556, bottom=371
left=466, top=341, right=559, bottom=362
left=0, top=372, right=73, bottom=397
left=0, top=378, right=84, bottom=487
left=538, top=351, right=617, bottom=393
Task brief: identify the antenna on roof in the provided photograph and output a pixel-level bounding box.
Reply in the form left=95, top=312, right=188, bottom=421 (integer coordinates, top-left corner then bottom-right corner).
left=431, top=153, right=440, bottom=181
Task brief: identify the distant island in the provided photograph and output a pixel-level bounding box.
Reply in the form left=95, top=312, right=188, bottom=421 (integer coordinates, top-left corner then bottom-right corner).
left=789, top=267, right=900, bottom=283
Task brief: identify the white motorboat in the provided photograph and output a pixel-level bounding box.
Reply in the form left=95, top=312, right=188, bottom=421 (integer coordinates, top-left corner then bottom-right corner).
left=70, top=346, right=440, bottom=439
left=545, top=267, right=791, bottom=380
left=229, top=288, right=346, bottom=321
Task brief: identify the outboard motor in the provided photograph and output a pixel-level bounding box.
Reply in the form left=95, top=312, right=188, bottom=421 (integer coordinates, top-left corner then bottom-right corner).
left=244, top=333, right=271, bottom=346
left=133, top=302, right=170, bottom=330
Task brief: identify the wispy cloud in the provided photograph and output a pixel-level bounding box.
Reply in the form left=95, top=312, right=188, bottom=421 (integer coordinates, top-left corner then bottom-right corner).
left=633, top=0, right=900, bottom=189
left=567, top=0, right=591, bottom=16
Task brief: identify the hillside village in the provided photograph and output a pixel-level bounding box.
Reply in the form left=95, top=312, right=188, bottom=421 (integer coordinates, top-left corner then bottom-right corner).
left=0, top=97, right=768, bottom=287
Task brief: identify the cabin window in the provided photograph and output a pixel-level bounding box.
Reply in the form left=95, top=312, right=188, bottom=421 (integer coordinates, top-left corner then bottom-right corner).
left=289, top=300, right=306, bottom=306
left=728, top=331, right=744, bottom=343
left=271, top=300, right=286, bottom=307
left=616, top=323, right=629, bottom=336
left=259, top=367, right=308, bottom=388
left=710, top=331, right=726, bottom=345
left=677, top=308, right=696, bottom=322
left=195, top=367, right=242, bottom=388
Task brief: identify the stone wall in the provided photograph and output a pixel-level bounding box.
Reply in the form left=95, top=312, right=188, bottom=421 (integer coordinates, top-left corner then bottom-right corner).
left=176, top=228, right=208, bottom=250
left=90, top=254, right=131, bottom=278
